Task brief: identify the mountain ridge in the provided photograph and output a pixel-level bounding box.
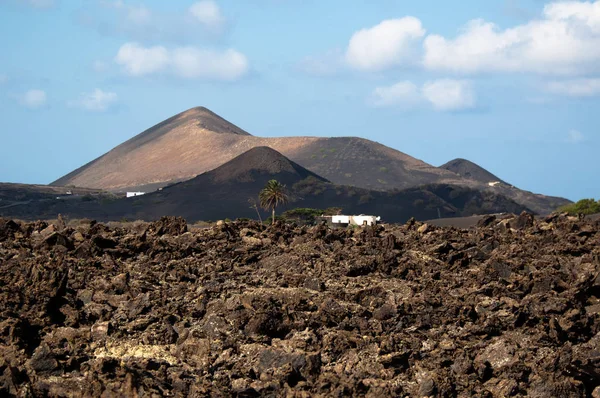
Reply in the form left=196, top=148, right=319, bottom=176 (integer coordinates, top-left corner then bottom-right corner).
left=51, top=106, right=570, bottom=214
left=441, top=158, right=507, bottom=185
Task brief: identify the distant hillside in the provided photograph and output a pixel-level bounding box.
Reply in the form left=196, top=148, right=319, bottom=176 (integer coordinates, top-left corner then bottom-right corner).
left=0, top=183, right=113, bottom=220
left=438, top=158, right=570, bottom=214
left=50, top=106, right=569, bottom=214
left=9, top=148, right=529, bottom=223
left=440, top=158, right=506, bottom=185
left=287, top=137, right=461, bottom=191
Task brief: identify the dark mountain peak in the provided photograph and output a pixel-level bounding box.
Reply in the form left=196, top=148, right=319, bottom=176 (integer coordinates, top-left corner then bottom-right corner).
left=440, top=158, right=506, bottom=185
left=207, top=146, right=328, bottom=184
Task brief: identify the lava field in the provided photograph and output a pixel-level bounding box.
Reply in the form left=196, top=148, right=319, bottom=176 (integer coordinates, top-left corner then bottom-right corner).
left=1, top=213, right=600, bottom=397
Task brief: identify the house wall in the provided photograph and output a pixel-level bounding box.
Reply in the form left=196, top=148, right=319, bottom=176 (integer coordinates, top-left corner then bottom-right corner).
left=351, top=216, right=377, bottom=226
left=332, top=215, right=350, bottom=224
left=320, top=215, right=379, bottom=227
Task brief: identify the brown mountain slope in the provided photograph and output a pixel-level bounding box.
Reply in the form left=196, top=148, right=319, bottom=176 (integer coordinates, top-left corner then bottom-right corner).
left=440, top=158, right=506, bottom=185
left=51, top=107, right=463, bottom=192
left=51, top=107, right=569, bottom=214
left=438, top=158, right=570, bottom=214
left=207, top=146, right=328, bottom=185
left=51, top=107, right=251, bottom=189
left=289, top=137, right=462, bottom=191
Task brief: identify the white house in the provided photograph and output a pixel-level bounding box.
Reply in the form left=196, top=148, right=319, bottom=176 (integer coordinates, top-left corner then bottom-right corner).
left=126, top=192, right=146, bottom=198
left=327, top=214, right=380, bottom=227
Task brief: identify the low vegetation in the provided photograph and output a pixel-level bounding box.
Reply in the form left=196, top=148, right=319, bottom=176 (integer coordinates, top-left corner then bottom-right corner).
left=281, top=207, right=342, bottom=225
left=558, top=198, right=600, bottom=215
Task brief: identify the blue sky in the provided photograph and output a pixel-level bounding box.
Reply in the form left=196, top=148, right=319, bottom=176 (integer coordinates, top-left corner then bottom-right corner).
left=0, top=0, right=598, bottom=201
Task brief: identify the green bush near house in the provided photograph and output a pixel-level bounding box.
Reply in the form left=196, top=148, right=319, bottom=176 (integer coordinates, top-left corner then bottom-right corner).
left=281, top=207, right=343, bottom=225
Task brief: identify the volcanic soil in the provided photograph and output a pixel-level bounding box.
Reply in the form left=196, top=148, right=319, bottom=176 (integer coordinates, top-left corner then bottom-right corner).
left=1, top=213, right=600, bottom=396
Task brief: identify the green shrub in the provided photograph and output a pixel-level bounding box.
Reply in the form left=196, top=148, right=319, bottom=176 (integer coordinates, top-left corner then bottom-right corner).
left=264, top=215, right=284, bottom=224
left=558, top=199, right=600, bottom=215
left=324, top=207, right=342, bottom=215
left=281, top=208, right=323, bottom=224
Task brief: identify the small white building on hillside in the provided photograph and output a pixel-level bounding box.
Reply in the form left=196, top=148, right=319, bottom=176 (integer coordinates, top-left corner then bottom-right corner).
left=126, top=192, right=146, bottom=198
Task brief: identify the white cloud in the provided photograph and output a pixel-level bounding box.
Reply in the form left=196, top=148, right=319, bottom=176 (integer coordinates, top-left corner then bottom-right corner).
left=346, top=17, right=425, bottom=71
left=423, top=1, right=600, bottom=75
left=115, top=43, right=170, bottom=76
left=189, top=0, right=225, bottom=31
left=545, top=78, right=600, bottom=97
left=68, top=89, right=117, bottom=112
left=368, top=81, right=421, bottom=108
left=422, top=79, right=476, bottom=111
left=171, top=47, right=248, bottom=80
left=88, top=1, right=227, bottom=42
left=369, top=79, right=476, bottom=111
left=115, top=42, right=249, bottom=81
left=567, top=129, right=585, bottom=143
left=19, top=89, right=46, bottom=109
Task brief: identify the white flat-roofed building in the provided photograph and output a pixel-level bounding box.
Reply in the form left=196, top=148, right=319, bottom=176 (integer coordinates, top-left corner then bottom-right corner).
left=325, top=214, right=380, bottom=227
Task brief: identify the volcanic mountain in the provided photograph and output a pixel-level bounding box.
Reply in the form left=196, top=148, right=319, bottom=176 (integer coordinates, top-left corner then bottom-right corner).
left=440, top=158, right=506, bottom=185
left=51, top=107, right=570, bottom=214
left=50, top=107, right=463, bottom=192
left=3, top=147, right=530, bottom=222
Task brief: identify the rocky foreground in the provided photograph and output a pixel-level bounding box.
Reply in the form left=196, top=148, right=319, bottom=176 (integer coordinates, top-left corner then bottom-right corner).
left=1, top=214, right=599, bottom=397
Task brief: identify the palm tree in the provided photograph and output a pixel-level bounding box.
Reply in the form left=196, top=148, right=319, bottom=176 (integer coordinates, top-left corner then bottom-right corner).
left=248, top=198, right=263, bottom=223
left=259, top=179, right=289, bottom=224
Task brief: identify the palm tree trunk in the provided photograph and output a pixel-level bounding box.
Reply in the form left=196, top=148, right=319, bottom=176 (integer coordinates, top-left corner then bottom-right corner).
left=272, top=208, right=275, bottom=225
left=254, top=204, right=262, bottom=223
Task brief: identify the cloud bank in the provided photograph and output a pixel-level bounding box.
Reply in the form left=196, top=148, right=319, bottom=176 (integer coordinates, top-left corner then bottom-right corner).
left=115, top=42, right=249, bottom=81
left=68, top=89, right=118, bottom=112
left=369, top=79, right=476, bottom=111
